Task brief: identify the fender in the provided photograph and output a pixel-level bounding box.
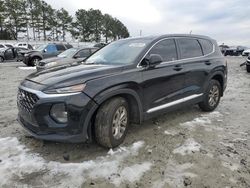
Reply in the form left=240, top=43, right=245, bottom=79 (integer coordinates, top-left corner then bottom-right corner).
left=204, top=68, right=226, bottom=94
left=82, top=86, right=144, bottom=141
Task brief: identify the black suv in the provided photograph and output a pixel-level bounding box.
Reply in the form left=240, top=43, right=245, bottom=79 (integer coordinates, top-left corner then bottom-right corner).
left=17, top=34, right=227, bottom=148
left=22, top=43, right=73, bottom=66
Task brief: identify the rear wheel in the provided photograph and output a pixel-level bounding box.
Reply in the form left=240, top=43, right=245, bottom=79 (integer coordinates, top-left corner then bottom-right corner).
left=199, top=80, right=221, bottom=112
left=94, top=97, right=129, bottom=148
left=0, top=56, right=4, bottom=63
left=246, top=65, right=250, bottom=73
left=30, top=57, right=41, bottom=66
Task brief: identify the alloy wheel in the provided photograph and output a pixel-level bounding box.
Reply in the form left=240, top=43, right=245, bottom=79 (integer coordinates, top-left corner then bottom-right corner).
left=112, top=106, right=128, bottom=140
left=208, top=85, right=219, bottom=107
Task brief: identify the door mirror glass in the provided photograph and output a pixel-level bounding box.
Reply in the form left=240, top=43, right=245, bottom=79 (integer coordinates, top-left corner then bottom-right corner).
left=148, top=54, right=163, bottom=67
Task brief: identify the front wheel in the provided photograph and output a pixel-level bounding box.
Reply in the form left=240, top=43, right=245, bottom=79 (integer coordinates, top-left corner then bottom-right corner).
left=30, top=57, right=41, bottom=66
left=246, top=65, right=250, bottom=73
left=94, top=97, right=129, bottom=148
left=199, top=80, right=222, bottom=112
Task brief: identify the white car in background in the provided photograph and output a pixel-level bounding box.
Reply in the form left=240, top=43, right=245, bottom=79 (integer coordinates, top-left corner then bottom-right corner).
left=15, top=43, right=33, bottom=50
left=0, top=43, right=13, bottom=49
left=242, top=49, right=250, bottom=56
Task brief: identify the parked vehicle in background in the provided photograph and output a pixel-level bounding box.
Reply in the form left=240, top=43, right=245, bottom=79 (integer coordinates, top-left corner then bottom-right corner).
left=36, top=47, right=98, bottom=71
left=0, top=47, right=29, bottom=63
left=219, top=44, right=229, bottom=54
left=15, top=43, right=33, bottom=50
left=93, top=42, right=107, bottom=48
left=22, top=43, right=73, bottom=66
left=224, top=46, right=246, bottom=56
left=17, top=34, right=227, bottom=148
left=240, top=56, right=250, bottom=73
left=0, top=43, right=14, bottom=49
left=242, top=49, right=250, bottom=56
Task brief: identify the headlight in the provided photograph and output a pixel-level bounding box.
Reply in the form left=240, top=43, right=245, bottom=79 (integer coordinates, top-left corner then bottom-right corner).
left=50, top=103, right=67, bottom=123
left=44, top=84, right=86, bottom=94
left=45, top=62, right=58, bottom=67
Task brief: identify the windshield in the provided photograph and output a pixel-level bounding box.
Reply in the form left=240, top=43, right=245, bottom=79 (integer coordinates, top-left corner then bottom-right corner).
left=36, top=44, right=47, bottom=51
left=58, top=48, right=78, bottom=58
left=85, top=38, right=150, bottom=65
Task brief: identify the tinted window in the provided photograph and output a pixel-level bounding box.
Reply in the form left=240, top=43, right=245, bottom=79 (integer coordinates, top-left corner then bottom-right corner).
left=46, top=44, right=57, bottom=53
left=178, top=38, right=203, bottom=59
left=199, top=39, right=213, bottom=55
left=56, top=44, right=66, bottom=51
left=149, top=39, right=177, bottom=62
left=65, top=44, right=73, bottom=49
left=90, top=48, right=98, bottom=54
left=6, top=44, right=13, bottom=48
left=0, top=44, right=4, bottom=48
left=77, top=49, right=91, bottom=58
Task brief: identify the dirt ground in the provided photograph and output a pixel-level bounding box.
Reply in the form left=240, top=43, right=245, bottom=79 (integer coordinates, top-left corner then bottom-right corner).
left=0, top=57, right=250, bottom=188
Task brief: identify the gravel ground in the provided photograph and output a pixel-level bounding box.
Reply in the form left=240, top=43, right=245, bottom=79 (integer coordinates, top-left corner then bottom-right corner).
left=0, top=57, right=250, bottom=188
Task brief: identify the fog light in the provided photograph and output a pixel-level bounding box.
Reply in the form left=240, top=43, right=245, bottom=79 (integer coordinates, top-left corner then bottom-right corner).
left=50, top=103, right=67, bottom=123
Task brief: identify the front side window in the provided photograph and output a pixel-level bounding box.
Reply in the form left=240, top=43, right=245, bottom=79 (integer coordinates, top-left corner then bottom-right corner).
left=46, top=45, right=57, bottom=53
left=148, top=39, right=177, bottom=62
left=178, top=38, right=203, bottom=59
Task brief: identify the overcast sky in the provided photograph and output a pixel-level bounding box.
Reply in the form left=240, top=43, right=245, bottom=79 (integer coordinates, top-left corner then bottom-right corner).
left=45, top=0, right=250, bottom=46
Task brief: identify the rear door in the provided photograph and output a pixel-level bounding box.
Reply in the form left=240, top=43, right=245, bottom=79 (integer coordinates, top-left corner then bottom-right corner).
left=141, top=38, right=187, bottom=114
left=176, top=37, right=210, bottom=97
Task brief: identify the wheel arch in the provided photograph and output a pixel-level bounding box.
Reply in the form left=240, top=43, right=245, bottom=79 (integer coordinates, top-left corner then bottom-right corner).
left=83, top=87, right=143, bottom=141
left=209, top=71, right=225, bottom=96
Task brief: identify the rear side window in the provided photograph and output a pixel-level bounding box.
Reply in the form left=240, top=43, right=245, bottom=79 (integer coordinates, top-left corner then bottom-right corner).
left=56, top=44, right=66, bottom=51
left=178, top=38, right=203, bottom=59
left=149, top=39, right=177, bottom=62
left=199, top=39, right=213, bottom=55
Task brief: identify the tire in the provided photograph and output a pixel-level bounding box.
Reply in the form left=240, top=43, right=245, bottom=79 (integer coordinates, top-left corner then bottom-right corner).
left=30, top=57, right=41, bottom=66
left=94, top=97, right=129, bottom=148
left=199, top=80, right=222, bottom=112
left=246, top=65, right=250, bottom=73
left=0, top=56, right=4, bottom=63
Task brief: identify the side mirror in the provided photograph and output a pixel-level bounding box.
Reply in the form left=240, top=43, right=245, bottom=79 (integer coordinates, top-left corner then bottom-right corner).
left=148, top=54, right=163, bottom=67
left=74, top=54, right=80, bottom=59
left=43, top=49, right=47, bottom=52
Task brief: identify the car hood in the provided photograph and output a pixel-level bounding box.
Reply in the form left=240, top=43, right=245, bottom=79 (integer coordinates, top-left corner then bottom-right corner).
left=25, top=63, right=124, bottom=88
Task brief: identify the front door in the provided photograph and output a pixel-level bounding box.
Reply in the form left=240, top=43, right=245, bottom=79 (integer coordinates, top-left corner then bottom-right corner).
left=141, top=38, right=186, bottom=114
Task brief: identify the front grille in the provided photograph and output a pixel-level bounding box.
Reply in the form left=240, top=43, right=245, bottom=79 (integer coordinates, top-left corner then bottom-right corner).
left=17, top=88, right=39, bottom=112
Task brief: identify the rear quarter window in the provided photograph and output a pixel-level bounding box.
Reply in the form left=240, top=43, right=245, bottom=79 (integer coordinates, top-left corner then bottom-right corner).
left=178, top=38, right=203, bottom=59
left=56, top=44, right=66, bottom=51
left=199, top=39, right=214, bottom=55
left=65, top=44, right=73, bottom=49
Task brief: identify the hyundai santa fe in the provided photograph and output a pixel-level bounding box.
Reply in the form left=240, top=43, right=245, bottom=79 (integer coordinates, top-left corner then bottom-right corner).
left=17, top=34, right=227, bottom=148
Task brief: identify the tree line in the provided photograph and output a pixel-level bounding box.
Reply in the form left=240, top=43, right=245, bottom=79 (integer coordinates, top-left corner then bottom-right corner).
left=0, top=0, right=130, bottom=42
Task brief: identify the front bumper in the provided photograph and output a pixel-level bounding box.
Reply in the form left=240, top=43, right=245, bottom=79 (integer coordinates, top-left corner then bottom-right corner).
left=17, top=85, right=96, bottom=143
left=23, top=55, right=31, bottom=65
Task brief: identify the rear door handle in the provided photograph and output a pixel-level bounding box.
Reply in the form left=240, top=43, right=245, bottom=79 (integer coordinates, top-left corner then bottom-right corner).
left=205, top=60, right=211, bottom=65
left=173, top=65, right=183, bottom=71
